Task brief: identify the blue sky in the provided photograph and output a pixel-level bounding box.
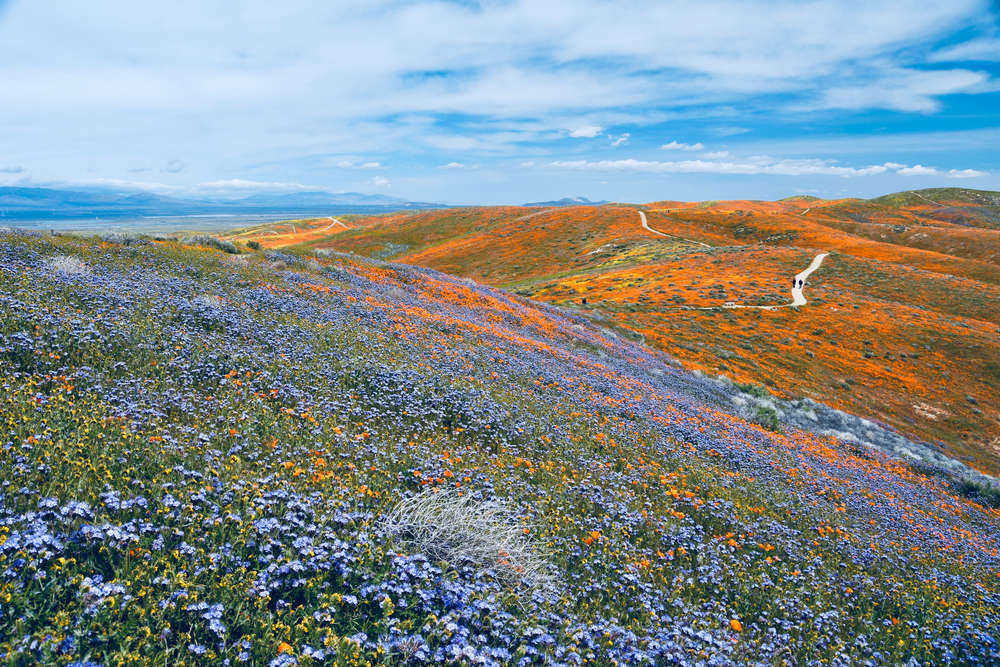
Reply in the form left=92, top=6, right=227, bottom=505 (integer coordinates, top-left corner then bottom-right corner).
left=0, top=0, right=998, bottom=204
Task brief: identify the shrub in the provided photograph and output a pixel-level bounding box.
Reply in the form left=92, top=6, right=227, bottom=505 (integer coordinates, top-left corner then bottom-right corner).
left=955, top=479, right=1000, bottom=508
left=736, top=382, right=769, bottom=399
left=752, top=405, right=782, bottom=432
left=247, top=240, right=261, bottom=250
left=382, top=488, right=552, bottom=590
left=182, top=235, right=239, bottom=254
left=99, top=232, right=149, bottom=246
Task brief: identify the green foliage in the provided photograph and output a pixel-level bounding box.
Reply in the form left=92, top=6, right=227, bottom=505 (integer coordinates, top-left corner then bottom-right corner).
left=736, top=381, right=769, bottom=399
left=752, top=405, right=782, bottom=432
left=955, top=479, right=1000, bottom=509
left=182, top=234, right=240, bottom=254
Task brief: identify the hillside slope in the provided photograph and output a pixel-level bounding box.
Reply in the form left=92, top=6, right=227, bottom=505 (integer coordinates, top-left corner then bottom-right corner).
left=1, top=231, right=998, bottom=664
left=228, top=190, right=1000, bottom=475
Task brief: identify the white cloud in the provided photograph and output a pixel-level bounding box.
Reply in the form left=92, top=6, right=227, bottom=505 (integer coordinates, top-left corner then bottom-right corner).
left=335, top=160, right=382, bottom=169
left=711, top=127, right=751, bottom=137
left=39, top=177, right=181, bottom=192
left=811, top=67, right=989, bottom=113
left=570, top=125, right=603, bottom=138
left=548, top=156, right=978, bottom=178
left=195, top=179, right=318, bottom=192
left=661, top=141, right=704, bottom=151
left=0, top=0, right=993, bottom=194
left=424, top=135, right=486, bottom=151
left=371, top=175, right=390, bottom=187
left=702, top=151, right=729, bottom=159
left=610, top=133, right=630, bottom=146
left=947, top=168, right=987, bottom=178
left=897, top=164, right=939, bottom=176
left=896, top=165, right=988, bottom=178
left=929, top=38, right=1000, bottom=63
left=441, top=162, right=465, bottom=169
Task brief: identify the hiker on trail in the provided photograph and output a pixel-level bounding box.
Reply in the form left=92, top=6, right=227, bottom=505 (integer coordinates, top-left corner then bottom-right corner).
left=792, top=277, right=797, bottom=288
left=581, top=297, right=588, bottom=305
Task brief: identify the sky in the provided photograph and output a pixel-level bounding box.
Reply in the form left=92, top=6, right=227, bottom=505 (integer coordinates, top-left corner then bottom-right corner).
left=1, top=0, right=998, bottom=205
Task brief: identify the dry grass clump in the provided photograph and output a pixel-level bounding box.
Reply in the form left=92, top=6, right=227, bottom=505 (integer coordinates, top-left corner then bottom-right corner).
left=192, top=294, right=225, bottom=308
left=382, top=488, right=553, bottom=590
left=45, top=255, right=90, bottom=275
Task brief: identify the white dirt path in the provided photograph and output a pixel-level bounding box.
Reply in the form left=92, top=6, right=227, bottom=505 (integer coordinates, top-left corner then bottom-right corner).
left=790, top=252, right=828, bottom=306
left=638, top=210, right=711, bottom=248
left=317, top=217, right=348, bottom=233
left=912, top=191, right=945, bottom=207
left=717, top=252, right=828, bottom=311
left=632, top=209, right=827, bottom=311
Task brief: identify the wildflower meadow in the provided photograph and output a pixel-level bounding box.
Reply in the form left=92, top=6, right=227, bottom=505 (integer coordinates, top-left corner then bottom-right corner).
left=0, top=230, right=997, bottom=665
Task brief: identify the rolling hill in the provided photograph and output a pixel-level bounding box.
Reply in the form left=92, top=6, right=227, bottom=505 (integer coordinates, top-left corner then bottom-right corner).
left=0, top=228, right=997, bottom=664
left=226, top=189, right=1000, bottom=476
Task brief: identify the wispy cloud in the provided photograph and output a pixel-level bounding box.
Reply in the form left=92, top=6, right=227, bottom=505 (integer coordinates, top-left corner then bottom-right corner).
left=928, top=37, right=1000, bottom=63
left=810, top=67, right=990, bottom=113
left=0, top=0, right=994, bottom=200
left=948, top=168, right=987, bottom=178
left=335, top=160, right=382, bottom=169
left=570, top=125, right=603, bottom=138
left=897, top=164, right=938, bottom=176
left=550, top=156, right=988, bottom=178
left=195, top=179, right=320, bottom=192
left=661, top=141, right=704, bottom=151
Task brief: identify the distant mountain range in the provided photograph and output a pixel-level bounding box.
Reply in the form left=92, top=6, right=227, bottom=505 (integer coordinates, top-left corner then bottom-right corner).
left=0, top=186, right=444, bottom=220
left=522, top=196, right=610, bottom=207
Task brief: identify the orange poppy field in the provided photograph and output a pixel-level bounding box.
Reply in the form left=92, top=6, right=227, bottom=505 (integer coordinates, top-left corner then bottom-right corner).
left=228, top=188, right=1000, bottom=476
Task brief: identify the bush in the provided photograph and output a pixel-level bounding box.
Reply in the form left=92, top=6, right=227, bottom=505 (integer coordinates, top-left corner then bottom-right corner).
left=736, top=382, right=769, bottom=399
left=955, top=479, right=1000, bottom=508
left=247, top=240, right=261, bottom=250
left=99, top=232, right=149, bottom=246
left=182, top=235, right=239, bottom=254
left=752, top=405, right=782, bottom=432
left=382, top=488, right=552, bottom=590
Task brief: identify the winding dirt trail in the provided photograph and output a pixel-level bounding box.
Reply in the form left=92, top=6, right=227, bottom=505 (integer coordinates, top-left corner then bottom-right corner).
left=789, top=252, right=828, bottom=307
left=718, top=252, right=829, bottom=311
left=634, top=208, right=827, bottom=310
left=912, top=191, right=945, bottom=207
left=317, top=217, right=348, bottom=233
left=631, top=209, right=828, bottom=311
left=638, top=210, right=711, bottom=248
